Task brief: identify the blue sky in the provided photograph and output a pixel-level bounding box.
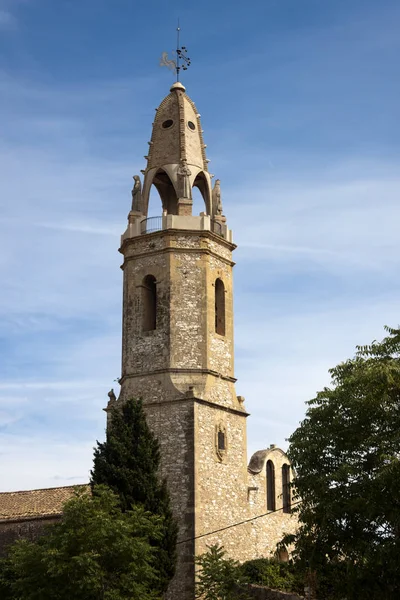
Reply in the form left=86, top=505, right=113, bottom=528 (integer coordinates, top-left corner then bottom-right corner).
left=0, top=0, right=399, bottom=491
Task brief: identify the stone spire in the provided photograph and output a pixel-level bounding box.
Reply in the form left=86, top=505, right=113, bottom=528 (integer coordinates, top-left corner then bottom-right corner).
left=141, top=82, right=213, bottom=217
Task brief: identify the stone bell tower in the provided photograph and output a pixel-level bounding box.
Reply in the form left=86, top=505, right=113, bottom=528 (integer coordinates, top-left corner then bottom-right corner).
left=114, top=82, right=250, bottom=599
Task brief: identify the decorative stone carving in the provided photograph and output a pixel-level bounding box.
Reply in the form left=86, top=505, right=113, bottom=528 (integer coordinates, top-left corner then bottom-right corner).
left=177, top=161, right=192, bottom=199
left=107, top=388, right=116, bottom=405
left=131, top=175, right=142, bottom=212
left=212, top=179, right=223, bottom=215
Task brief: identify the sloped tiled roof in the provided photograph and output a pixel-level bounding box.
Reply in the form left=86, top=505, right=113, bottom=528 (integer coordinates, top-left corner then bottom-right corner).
left=0, top=484, right=90, bottom=522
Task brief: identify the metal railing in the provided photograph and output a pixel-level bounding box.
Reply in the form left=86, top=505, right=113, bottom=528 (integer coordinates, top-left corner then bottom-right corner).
left=140, top=216, right=163, bottom=235
left=140, top=215, right=226, bottom=238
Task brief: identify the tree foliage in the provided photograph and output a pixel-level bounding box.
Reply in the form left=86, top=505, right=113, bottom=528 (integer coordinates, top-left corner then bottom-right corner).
left=90, top=398, right=178, bottom=594
left=195, top=545, right=250, bottom=600
left=238, top=558, right=301, bottom=594
left=0, top=486, right=162, bottom=600
left=287, top=326, right=400, bottom=599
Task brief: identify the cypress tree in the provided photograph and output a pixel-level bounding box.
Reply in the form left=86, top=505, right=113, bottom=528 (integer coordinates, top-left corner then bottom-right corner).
left=90, top=398, right=178, bottom=594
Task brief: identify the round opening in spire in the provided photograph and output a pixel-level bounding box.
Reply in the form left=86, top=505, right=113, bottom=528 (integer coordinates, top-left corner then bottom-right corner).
left=162, top=119, right=174, bottom=129
left=187, top=121, right=196, bottom=131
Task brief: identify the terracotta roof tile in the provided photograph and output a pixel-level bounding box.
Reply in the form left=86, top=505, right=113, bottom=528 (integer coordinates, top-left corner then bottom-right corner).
left=0, top=484, right=90, bottom=521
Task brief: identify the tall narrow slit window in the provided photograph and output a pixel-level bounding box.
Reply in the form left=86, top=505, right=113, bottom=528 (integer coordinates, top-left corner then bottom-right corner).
left=142, top=275, right=157, bottom=332
left=215, top=278, right=225, bottom=336
left=217, top=430, right=226, bottom=451
left=266, top=460, right=276, bottom=511
left=215, top=424, right=227, bottom=462
left=282, top=464, right=291, bottom=513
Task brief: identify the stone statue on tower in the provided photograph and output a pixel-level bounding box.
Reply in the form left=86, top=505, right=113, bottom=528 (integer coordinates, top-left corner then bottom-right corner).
left=212, top=179, right=223, bottom=216
left=131, top=175, right=142, bottom=212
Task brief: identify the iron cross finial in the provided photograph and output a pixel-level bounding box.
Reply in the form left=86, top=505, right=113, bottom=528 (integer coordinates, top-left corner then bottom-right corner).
left=160, top=20, right=191, bottom=82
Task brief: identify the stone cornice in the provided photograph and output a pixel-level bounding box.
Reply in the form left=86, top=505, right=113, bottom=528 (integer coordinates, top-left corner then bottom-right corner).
left=119, top=368, right=237, bottom=385
left=193, top=397, right=249, bottom=418
left=137, top=395, right=249, bottom=418
left=119, top=228, right=236, bottom=256
left=121, top=245, right=235, bottom=269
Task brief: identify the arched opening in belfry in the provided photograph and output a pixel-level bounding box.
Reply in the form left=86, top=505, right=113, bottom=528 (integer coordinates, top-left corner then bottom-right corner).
left=192, top=186, right=205, bottom=216
left=282, top=464, right=291, bottom=513
left=152, top=169, right=178, bottom=215
left=215, top=278, right=226, bottom=336
left=193, top=172, right=211, bottom=215
left=148, top=185, right=162, bottom=218
left=266, top=460, right=276, bottom=511
left=142, top=275, right=157, bottom=332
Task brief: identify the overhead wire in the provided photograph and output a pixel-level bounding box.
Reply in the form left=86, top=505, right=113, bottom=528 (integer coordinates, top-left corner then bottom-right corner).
left=176, top=499, right=302, bottom=545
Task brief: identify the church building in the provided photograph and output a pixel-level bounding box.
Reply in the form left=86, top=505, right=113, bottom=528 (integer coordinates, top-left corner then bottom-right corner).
left=0, top=80, right=297, bottom=600
left=108, top=80, right=297, bottom=598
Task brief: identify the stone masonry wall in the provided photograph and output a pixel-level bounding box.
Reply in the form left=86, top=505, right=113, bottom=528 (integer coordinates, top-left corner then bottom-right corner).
left=171, top=249, right=205, bottom=370
left=194, top=401, right=250, bottom=560
left=207, top=252, right=234, bottom=379
left=118, top=229, right=298, bottom=599
left=194, top=405, right=298, bottom=566
left=0, top=516, right=60, bottom=557
left=121, top=251, right=170, bottom=377
left=247, top=447, right=297, bottom=557
left=145, top=400, right=196, bottom=600
left=183, top=98, right=204, bottom=168
left=147, top=92, right=181, bottom=169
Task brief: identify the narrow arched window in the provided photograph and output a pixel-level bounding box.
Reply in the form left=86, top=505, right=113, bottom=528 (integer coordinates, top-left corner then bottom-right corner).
left=215, top=278, right=225, bottom=336
left=266, top=460, right=276, bottom=511
left=282, top=464, right=291, bottom=513
left=142, top=275, right=157, bottom=331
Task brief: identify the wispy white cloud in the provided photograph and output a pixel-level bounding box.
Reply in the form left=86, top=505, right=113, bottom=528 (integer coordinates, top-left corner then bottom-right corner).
left=239, top=298, right=400, bottom=458
left=0, top=381, right=103, bottom=391
left=0, top=434, right=93, bottom=491
left=0, top=0, right=29, bottom=30
left=229, top=169, right=400, bottom=275
left=34, top=222, right=119, bottom=236
left=0, top=9, right=15, bottom=28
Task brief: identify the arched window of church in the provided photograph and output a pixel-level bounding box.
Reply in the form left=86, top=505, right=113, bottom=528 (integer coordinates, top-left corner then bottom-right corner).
left=282, top=464, right=291, bottom=513
left=266, top=460, right=276, bottom=511
left=142, top=275, right=157, bottom=331
left=215, top=278, right=225, bottom=336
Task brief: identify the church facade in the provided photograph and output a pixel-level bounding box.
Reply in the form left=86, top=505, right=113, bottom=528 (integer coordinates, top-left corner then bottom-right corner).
left=0, top=81, right=297, bottom=600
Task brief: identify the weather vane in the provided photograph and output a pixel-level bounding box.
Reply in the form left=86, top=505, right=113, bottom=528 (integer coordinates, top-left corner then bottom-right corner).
left=160, top=21, right=191, bottom=82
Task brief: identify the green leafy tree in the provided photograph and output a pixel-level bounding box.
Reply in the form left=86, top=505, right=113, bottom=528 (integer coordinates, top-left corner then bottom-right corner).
left=238, top=557, right=301, bottom=594
left=195, top=544, right=250, bottom=600
left=287, top=326, right=400, bottom=599
left=90, top=398, right=178, bottom=594
left=0, top=486, right=161, bottom=600
left=0, top=556, right=15, bottom=600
